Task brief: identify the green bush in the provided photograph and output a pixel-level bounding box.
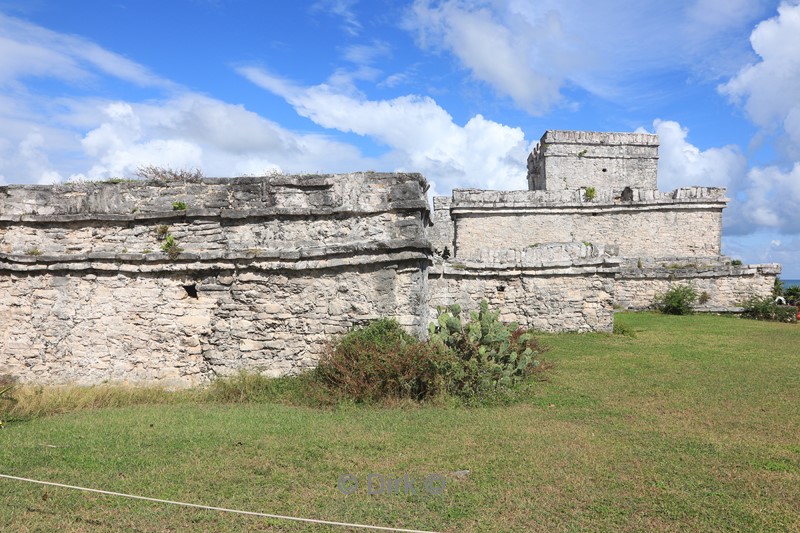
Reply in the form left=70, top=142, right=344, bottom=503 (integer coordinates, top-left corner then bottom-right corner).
left=314, top=319, right=455, bottom=403
left=653, top=285, right=697, bottom=315
left=313, top=304, right=551, bottom=404
left=741, top=296, right=798, bottom=323
left=429, top=301, right=550, bottom=399
left=172, top=201, right=187, bottom=211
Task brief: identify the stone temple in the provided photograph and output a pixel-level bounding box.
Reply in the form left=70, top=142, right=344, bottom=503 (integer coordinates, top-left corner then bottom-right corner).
left=0, top=130, right=779, bottom=387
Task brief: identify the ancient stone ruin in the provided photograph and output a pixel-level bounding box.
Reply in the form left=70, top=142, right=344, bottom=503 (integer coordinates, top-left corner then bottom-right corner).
left=0, top=130, right=779, bottom=386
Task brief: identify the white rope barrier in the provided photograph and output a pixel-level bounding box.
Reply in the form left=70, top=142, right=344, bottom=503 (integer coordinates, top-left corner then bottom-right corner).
left=0, top=473, right=440, bottom=533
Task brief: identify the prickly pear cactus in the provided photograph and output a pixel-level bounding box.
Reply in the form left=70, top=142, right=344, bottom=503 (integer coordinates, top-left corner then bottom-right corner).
left=429, top=300, right=545, bottom=396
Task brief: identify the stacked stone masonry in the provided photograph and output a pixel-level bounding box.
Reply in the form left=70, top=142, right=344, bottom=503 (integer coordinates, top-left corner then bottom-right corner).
left=527, top=130, right=659, bottom=191
left=0, top=130, right=781, bottom=387
left=428, top=243, right=619, bottom=333
left=0, top=173, right=432, bottom=387
left=433, top=130, right=779, bottom=313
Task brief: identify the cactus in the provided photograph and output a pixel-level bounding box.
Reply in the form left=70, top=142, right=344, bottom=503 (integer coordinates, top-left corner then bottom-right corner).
left=429, top=300, right=547, bottom=397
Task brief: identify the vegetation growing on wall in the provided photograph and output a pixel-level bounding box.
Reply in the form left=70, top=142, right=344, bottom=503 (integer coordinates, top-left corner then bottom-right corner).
left=135, top=165, right=204, bottom=181
left=160, top=234, right=183, bottom=259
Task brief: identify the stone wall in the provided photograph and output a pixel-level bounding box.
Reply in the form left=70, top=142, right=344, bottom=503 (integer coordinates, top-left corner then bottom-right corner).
left=527, top=131, right=659, bottom=191
left=429, top=243, right=619, bottom=332
left=616, top=258, right=780, bottom=310
left=449, top=188, right=726, bottom=261
left=428, top=196, right=454, bottom=258
left=0, top=173, right=433, bottom=387
left=0, top=255, right=428, bottom=387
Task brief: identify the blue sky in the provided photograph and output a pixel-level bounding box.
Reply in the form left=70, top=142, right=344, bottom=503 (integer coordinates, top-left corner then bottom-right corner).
left=1, top=1, right=799, bottom=277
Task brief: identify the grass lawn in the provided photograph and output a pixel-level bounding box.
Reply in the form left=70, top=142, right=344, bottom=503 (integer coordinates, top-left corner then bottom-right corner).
left=1, top=312, right=798, bottom=532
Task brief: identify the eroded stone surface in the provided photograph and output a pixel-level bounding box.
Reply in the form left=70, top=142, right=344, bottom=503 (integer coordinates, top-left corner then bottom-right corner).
left=0, top=173, right=434, bottom=386
left=0, top=130, right=782, bottom=387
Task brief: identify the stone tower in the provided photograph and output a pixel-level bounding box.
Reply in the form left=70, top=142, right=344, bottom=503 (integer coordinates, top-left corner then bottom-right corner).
left=527, top=130, right=659, bottom=191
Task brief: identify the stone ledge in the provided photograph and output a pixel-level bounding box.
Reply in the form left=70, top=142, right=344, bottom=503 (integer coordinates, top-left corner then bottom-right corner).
left=540, top=130, right=659, bottom=147
left=0, top=238, right=433, bottom=266
left=0, top=201, right=430, bottom=224
left=451, top=187, right=728, bottom=211
left=0, top=172, right=430, bottom=217
left=0, top=249, right=431, bottom=274
left=436, top=265, right=619, bottom=278
left=620, top=261, right=781, bottom=279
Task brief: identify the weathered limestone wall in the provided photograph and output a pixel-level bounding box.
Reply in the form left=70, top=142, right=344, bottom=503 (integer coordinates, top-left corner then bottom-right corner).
left=0, top=257, right=428, bottom=387
left=0, top=173, right=433, bottom=387
left=429, top=196, right=454, bottom=256
left=430, top=243, right=619, bottom=332
left=0, top=174, right=429, bottom=255
left=527, top=131, right=659, bottom=191
left=450, top=188, right=726, bottom=261
left=616, top=259, right=780, bottom=310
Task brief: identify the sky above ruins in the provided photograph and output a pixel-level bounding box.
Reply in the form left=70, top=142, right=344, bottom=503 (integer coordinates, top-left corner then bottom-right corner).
left=0, top=0, right=799, bottom=276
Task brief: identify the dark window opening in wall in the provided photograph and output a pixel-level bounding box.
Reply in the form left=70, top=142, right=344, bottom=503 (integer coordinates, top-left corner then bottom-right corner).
left=497, top=285, right=506, bottom=292
left=183, top=284, right=199, bottom=298
left=621, top=186, right=633, bottom=202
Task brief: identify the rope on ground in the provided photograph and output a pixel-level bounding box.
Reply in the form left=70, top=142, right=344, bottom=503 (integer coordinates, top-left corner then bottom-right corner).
left=0, top=473, right=440, bottom=533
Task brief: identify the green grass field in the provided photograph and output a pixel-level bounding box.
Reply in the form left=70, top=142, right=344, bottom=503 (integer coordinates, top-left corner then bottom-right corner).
left=1, top=313, right=798, bottom=532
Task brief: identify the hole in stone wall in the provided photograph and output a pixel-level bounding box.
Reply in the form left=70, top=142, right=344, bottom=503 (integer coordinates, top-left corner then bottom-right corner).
left=183, top=284, right=199, bottom=298
left=497, top=285, right=506, bottom=292
left=602, top=168, right=607, bottom=172
left=621, top=186, right=633, bottom=202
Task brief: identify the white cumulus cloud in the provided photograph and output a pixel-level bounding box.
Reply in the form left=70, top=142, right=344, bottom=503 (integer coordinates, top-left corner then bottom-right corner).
left=720, top=1, right=800, bottom=158
left=406, top=0, right=773, bottom=113
left=645, top=119, right=747, bottom=191
left=239, top=66, right=530, bottom=193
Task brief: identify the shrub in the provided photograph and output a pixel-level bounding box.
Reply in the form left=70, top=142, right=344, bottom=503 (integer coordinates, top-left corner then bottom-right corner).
left=155, top=224, right=170, bottom=239
left=172, top=201, right=187, bottom=211
left=160, top=235, right=183, bottom=259
left=741, top=296, right=798, bottom=323
left=136, top=165, right=203, bottom=181
left=429, top=301, right=550, bottom=399
left=653, top=285, right=697, bottom=315
left=314, top=319, right=455, bottom=403
left=584, top=186, right=596, bottom=201
left=730, top=259, right=743, bottom=266
left=698, top=291, right=710, bottom=305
